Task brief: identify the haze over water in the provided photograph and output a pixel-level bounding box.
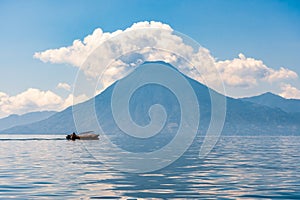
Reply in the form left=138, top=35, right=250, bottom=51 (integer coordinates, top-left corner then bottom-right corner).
left=1, top=135, right=299, bottom=199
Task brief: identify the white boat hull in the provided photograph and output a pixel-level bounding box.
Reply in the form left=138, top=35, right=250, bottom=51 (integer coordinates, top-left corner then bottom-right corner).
left=78, top=133, right=99, bottom=140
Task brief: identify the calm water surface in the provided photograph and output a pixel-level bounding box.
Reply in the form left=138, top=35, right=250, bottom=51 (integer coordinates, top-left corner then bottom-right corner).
left=0, top=135, right=300, bottom=199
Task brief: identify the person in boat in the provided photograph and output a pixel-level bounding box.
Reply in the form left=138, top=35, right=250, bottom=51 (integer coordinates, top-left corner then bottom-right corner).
left=66, top=132, right=80, bottom=140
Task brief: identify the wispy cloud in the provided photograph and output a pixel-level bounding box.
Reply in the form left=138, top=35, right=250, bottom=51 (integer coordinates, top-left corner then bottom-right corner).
left=57, top=82, right=71, bottom=91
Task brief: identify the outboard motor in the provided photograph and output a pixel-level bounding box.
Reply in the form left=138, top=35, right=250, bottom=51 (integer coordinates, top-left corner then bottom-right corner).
left=66, top=132, right=80, bottom=140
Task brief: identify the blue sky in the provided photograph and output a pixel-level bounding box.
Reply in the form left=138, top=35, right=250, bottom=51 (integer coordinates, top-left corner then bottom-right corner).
left=0, top=0, right=300, bottom=117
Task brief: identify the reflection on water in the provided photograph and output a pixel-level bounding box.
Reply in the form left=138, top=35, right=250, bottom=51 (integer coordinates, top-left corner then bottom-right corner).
left=0, top=135, right=300, bottom=199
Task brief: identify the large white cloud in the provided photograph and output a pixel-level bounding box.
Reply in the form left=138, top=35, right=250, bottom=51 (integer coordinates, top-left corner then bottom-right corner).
left=34, top=21, right=299, bottom=98
left=0, top=88, right=88, bottom=118
left=34, top=21, right=173, bottom=67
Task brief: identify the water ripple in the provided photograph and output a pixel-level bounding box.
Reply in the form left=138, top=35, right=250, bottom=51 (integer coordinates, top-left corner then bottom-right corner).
left=0, top=135, right=300, bottom=199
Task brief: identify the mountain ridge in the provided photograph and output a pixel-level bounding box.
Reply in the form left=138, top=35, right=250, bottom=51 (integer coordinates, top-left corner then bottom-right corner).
left=1, top=61, right=299, bottom=135
left=241, top=92, right=300, bottom=113
left=0, top=111, right=57, bottom=131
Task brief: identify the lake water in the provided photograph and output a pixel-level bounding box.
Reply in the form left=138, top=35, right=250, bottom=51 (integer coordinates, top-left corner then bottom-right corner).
left=0, top=135, right=300, bottom=199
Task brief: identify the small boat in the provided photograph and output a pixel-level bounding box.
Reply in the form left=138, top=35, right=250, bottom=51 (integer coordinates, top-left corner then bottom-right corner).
left=66, top=131, right=99, bottom=140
